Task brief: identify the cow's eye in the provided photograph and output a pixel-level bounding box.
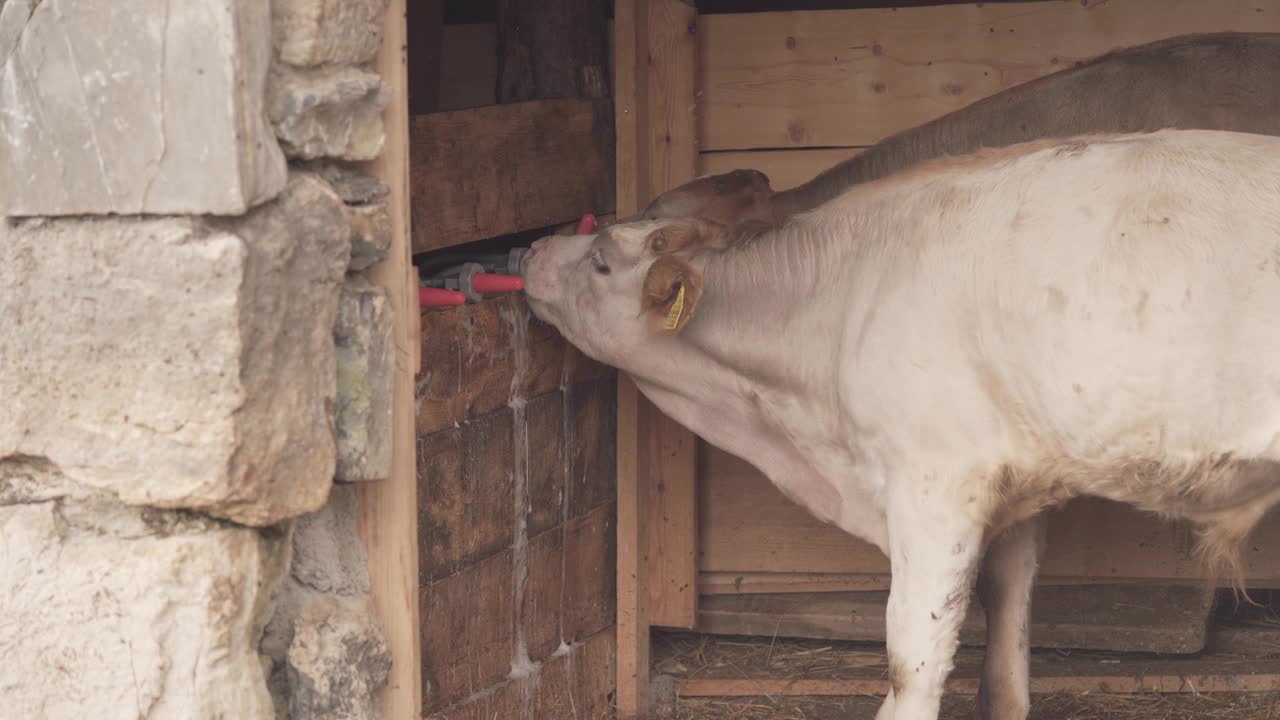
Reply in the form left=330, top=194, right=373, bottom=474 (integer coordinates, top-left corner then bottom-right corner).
left=589, top=249, right=611, bottom=275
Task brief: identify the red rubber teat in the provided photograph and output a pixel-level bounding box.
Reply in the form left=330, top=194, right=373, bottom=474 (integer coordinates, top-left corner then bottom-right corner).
left=471, top=273, right=524, bottom=293
left=576, top=213, right=597, bottom=234
left=419, top=287, right=466, bottom=307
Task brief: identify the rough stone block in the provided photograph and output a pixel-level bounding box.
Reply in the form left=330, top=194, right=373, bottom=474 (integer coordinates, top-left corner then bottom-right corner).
left=269, top=65, right=389, bottom=161
left=0, top=458, right=288, bottom=720
left=297, top=162, right=392, bottom=271
left=272, top=0, right=388, bottom=67
left=418, top=411, right=515, bottom=583
left=0, top=174, right=351, bottom=526
left=287, top=595, right=392, bottom=720
left=261, top=486, right=390, bottom=720
left=347, top=200, right=393, bottom=272
left=290, top=485, right=373, bottom=598
left=305, top=161, right=391, bottom=206
left=422, top=550, right=516, bottom=712
left=335, top=279, right=394, bottom=483
left=0, top=0, right=286, bottom=215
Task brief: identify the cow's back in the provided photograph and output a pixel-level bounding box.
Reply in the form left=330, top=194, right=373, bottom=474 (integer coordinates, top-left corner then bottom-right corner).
left=836, top=129, right=1280, bottom=486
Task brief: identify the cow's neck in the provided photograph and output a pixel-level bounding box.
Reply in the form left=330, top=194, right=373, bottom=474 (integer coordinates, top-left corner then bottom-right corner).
left=616, top=217, right=882, bottom=536
left=630, top=211, right=871, bottom=400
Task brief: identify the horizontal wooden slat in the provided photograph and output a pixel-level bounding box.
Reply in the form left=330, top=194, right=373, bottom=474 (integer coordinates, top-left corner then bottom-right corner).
left=700, top=571, right=889, bottom=595
left=698, top=1, right=1280, bottom=150
left=409, top=99, right=615, bottom=253
left=697, top=584, right=1213, bottom=654
left=700, top=571, right=1233, bottom=595
left=677, top=669, right=1280, bottom=699
left=699, top=148, right=863, bottom=191
left=700, top=445, right=1280, bottom=586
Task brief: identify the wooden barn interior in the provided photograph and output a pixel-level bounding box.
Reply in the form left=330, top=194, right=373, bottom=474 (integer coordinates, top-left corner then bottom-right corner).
left=378, top=1, right=1280, bottom=718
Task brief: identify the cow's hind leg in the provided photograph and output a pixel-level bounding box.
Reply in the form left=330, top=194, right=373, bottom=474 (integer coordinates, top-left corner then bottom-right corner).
left=975, top=514, right=1047, bottom=720
left=877, top=478, right=986, bottom=720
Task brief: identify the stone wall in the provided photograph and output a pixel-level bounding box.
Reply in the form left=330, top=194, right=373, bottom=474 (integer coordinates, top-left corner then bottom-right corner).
left=1, top=0, right=396, bottom=718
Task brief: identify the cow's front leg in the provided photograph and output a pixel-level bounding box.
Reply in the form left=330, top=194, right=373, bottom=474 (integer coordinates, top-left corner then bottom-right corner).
left=876, top=482, right=986, bottom=720
left=976, top=514, right=1047, bottom=720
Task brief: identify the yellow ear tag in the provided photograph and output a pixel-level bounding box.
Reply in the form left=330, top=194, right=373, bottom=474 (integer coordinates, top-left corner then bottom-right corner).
left=664, top=283, right=686, bottom=331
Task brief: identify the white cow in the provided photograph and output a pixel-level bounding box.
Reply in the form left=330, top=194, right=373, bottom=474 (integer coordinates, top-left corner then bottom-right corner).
left=522, top=128, right=1280, bottom=720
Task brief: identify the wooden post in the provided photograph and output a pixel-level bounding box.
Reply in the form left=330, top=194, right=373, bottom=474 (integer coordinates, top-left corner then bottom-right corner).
left=613, top=6, right=647, bottom=715
left=614, top=0, right=700, bottom=716
left=614, top=372, right=653, bottom=717
left=637, top=0, right=700, bottom=634
left=356, top=0, right=423, bottom=718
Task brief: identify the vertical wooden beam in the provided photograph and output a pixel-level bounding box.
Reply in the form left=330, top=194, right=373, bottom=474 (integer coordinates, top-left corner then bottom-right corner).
left=647, top=412, right=698, bottom=628
left=613, top=5, right=649, bottom=716
left=357, top=0, right=423, bottom=718
left=614, top=1, right=700, bottom=716
left=614, top=372, right=653, bottom=717
left=639, top=0, right=700, bottom=634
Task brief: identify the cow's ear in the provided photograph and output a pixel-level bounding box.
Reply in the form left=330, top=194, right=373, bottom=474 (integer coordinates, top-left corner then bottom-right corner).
left=641, top=255, right=703, bottom=333
left=646, top=218, right=730, bottom=255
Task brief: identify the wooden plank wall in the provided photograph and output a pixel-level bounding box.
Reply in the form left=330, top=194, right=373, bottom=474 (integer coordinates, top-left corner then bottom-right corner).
left=698, top=0, right=1280, bottom=186
left=409, top=2, right=615, bottom=255
left=691, top=0, right=1280, bottom=606
left=417, top=298, right=618, bottom=719
left=413, top=4, right=621, bottom=719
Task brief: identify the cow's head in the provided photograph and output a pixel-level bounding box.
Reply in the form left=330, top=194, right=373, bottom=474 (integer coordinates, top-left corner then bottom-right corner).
left=640, top=168, right=777, bottom=227
left=522, top=218, right=729, bottom=365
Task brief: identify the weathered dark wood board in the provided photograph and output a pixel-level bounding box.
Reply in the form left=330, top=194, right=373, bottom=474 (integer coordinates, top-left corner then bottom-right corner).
left=409, top=99, right=615, bottom=253
left=417, top=297, right=618, bottom=714
left=416, top=296, right=611, bottom=436
left=424, top=627, right=616, bottom=720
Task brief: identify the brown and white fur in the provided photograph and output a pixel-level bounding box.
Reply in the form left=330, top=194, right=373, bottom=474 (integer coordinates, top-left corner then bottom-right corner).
left=524, top=129, right=1280, bottom=720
